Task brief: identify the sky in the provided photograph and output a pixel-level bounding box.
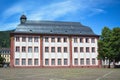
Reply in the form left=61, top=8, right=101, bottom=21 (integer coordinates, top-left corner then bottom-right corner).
left=0, top=0, right=120, bottom=35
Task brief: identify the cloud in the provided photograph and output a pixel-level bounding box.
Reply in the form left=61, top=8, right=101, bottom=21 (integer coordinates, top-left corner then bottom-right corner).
left=88, top=8, right=106, bottom=17
left=2, top=1, right=34, bottom=19
left=27, top=0, right=111, bottom=20
left=3, top=4, right=23, bottom=19
left=0, top=0, right=114, bottom=31
left=2, top=0, right=110, bottom=20
left=28, top=0, right=80, bottom=20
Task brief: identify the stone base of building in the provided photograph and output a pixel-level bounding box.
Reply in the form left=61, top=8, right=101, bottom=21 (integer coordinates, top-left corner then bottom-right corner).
left=11, top=65, right=101, bottom=68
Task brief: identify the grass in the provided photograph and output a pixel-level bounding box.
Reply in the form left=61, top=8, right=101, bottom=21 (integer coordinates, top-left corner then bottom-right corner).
left=0, top=68, right=120, bottom=80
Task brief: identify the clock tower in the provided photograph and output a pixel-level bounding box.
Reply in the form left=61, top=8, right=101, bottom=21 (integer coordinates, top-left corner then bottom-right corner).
left=20, top=14, right=27, bottom=24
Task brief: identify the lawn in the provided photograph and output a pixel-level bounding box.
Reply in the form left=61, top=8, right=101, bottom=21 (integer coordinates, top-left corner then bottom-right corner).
left=0, top=68, right=120, bottom=80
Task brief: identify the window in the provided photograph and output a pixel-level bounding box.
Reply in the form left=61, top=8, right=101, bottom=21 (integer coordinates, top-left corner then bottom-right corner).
left=7, top=59, right=9, bottom=62
left=63, top=47, right=67, bottom=53
left=92, top=47, right=95, bottom=53
left=16, top=46, right=20, bottom=52
left=28, top=47, right=32, bottom=53
left=51, top=59, right=55, bottom=65
left=7, top=55, right=9, bottom=57
left=45, top=37, right=49, bottom=42
left=80, top=38, right=83, bottom=43
left=45, top=59, right=49, bottom=65
left=16, top=37, right=20, bottom=42
left=74, top=37, right=77, bottom=43
left=34, top=59, right=38, bottom=65
left=64, top=59, right=68, bottom=65
left=80, top=58, right=84, bottom=65
left=28, top=59, right=32, bottom=65
left=22, top=46, right=26, bottom=52
left=22, top=37, right=26, bottom=42
left=57, top=37, right=61, bottom=42
left=92, top=58, right=96, bottom=65
left=15, top=59, right=19, bottom=65
left=34, top=37, right=38, bottom=42
left=91, top=38, right=95, bottom=43
left=22, top=59, right=26, bottom=65
left=63, top=37, right=67, bottom=42
left=80, top=47, right=84, bottom=52
left=85, top=38, right=89, bottom=43
left=51, top=47, right=55, bottom=52
left=58, top=59, right=61, bottom=65
left=51, top=37, right=55, bottom=42
left=57, top=47, right=61, bottom=53
left=74, top=58, right=78, bottom=65
left=45, top=47, right=49, bottom=52
left=86, top=47, right=89, bottom=52
left=34, top=47, right=39, bottom=52
left=86, top=58, right=90, bottom=65
left=28, top=37, right=32, bottom=42
left=74, top=47, right=78, bottom=53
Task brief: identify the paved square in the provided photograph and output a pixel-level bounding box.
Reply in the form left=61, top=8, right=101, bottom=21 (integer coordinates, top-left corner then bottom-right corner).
left=0, top=68, right=120, bottom=80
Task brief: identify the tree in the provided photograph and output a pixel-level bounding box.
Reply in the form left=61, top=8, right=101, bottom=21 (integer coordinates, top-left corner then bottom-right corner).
left=110, top=27, right=120, bottom=65
left=98, top=27, right=112, bottom=68
left=98, top=27, right=120, bottom=68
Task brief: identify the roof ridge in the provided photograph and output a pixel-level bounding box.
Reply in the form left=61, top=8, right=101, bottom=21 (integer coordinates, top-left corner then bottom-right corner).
left=24, top=20, right=81, bottom=26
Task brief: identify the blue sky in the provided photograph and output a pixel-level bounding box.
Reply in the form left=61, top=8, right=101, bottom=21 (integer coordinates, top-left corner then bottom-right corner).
left=0, top=0, right=120, bottom=35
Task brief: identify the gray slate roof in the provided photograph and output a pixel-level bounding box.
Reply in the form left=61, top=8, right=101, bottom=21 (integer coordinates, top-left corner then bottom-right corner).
left=14, top=20, right=97, bottom=36
left=0, top=48, right=10, bottom=55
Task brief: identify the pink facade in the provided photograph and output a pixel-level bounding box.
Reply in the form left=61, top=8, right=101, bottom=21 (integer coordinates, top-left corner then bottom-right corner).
left=10, top=15, right=101, bottom=68
left=10, top=34, right=100, bottom=68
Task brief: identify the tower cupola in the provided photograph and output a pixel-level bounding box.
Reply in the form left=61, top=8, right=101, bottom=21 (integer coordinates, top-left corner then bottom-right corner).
left=20, top=15, right=27, bottom=24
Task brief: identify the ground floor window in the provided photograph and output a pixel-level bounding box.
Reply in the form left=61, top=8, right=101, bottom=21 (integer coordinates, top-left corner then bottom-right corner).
left=74, top=58, right=78, bottom=65
left=86, top=58, right=90, bottom=65
left=22, top=59, right=26, bottom=65
left=92, top=58, right=96, bottom=65
left=15, top=59, right=19, bottom=65
left=45, top=59, right=49, bottom=65
left=58, top=59, right=62, bottom=65
left=80, top=58, right=84, bottom=65
left=28, top=59, right=32, bottom=65
left=64, top=59, right=68, bottom=65
left=34, top=59, right=38, bottom=65
left=51, top=59, right=55, bottom=65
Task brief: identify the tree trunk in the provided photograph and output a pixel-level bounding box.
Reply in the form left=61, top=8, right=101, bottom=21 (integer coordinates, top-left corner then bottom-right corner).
left=103, top=60, right=105, bottom=68
left=108, top=60, right=111, bottom=68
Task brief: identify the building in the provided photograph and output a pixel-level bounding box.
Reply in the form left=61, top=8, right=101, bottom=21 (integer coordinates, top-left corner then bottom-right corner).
left=10, top=15, right=100, bottom=68
left=0, top=48, right=10, bottom=64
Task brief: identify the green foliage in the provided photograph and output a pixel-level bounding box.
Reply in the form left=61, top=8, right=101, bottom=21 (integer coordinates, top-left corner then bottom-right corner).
left=98, top=27, right=120, bottom=68
left=110, top=27, right=120, bottom=62
left=98, top=27, right=112, bottom=60
left=0, top=30, right=14, bottom=48
left=0, top=54, right=5, bottom=64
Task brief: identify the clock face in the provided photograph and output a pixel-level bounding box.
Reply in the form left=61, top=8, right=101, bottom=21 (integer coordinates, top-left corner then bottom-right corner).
left=21, top=19, right=26, bottom=22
